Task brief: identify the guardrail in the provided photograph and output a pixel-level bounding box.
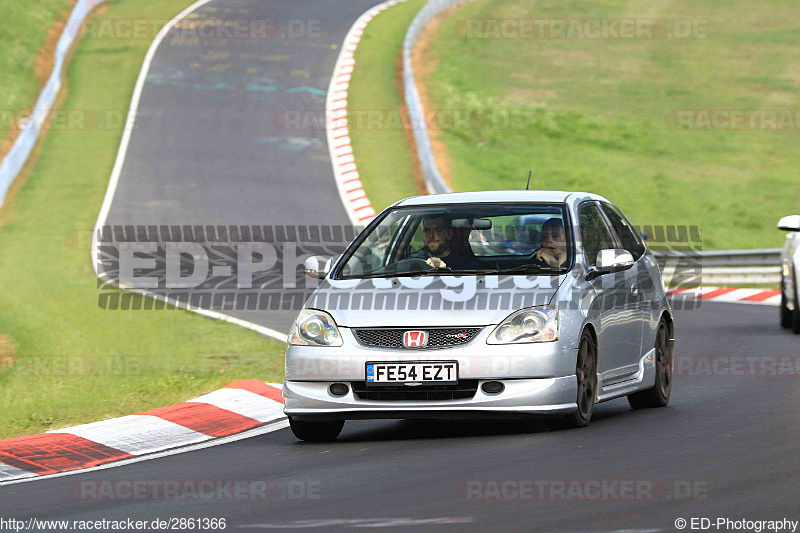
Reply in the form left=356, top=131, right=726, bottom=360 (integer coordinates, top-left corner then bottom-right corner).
left=0, top=0, right=105, bottom=209
left=403, top=0, right=467, bottom=194
left=655, top=249, right=782, bottom=287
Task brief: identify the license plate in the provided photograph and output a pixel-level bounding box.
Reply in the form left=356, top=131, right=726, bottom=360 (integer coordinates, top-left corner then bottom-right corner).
left=365, top=362, right=458, bottom=385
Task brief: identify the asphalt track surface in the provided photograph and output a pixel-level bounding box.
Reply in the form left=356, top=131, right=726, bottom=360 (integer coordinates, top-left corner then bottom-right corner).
left=16, top=0, right=799, bottom=530
left=102, top=0, right=383, bottom=332
left=3, top=302, right=799, bottom=531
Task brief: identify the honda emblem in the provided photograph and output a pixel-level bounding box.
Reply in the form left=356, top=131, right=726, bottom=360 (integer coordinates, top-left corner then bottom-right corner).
left=403, top=330, right=428, bottom=348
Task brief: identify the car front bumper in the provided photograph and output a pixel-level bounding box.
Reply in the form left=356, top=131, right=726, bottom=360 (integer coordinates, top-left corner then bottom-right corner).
left=283, top=375, right=578, bottom=421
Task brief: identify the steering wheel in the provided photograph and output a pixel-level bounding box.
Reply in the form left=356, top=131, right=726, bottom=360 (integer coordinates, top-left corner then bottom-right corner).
left=393, top=257, right=433, bottom=272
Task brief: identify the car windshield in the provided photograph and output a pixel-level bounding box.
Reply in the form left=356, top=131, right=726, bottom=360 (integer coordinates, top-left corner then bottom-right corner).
left=335, top=203, right=572, bottom=279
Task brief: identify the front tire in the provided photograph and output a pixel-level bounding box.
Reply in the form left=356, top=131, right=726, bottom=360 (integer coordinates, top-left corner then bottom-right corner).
left=555, top=331, right=597, bottom=428
left=628, top=318, right=672, bottom=409
left=289, top=417, right=344, bottom=442
left=780, top=279, right=792, bottom=329
left=791, top=271, right=800, bottom=335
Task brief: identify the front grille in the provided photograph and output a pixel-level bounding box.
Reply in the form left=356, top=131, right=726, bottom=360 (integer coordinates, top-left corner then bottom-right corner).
left=351, top=380, right=479, bottom=401
left=353, top=328, right=482, bottom=349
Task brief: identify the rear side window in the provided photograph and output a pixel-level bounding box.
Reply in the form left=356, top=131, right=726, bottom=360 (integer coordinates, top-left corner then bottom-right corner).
left=578, top=203, right=617, bottom=267
left=601, top=203, right=646, bottom=260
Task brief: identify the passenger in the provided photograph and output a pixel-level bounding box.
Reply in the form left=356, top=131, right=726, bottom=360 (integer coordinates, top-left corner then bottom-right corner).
left=409, top=215, right=478, bottom=270
left=532, top=218, right=568, bottom=268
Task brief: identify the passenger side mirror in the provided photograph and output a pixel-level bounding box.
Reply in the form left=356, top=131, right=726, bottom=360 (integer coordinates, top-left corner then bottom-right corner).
left=587, top=249, right=634, bottom=280
left=304, top=255, right=333, bottom=279
left=777, top=215, right=800, bottom=232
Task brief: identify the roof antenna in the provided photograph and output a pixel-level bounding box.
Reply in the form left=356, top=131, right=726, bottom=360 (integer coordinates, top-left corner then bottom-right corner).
left=525, top=170, right=532, bottom=190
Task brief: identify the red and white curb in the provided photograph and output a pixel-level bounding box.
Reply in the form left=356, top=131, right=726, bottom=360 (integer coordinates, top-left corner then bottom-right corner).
left=667, top=286, right=781, bottom=305
left=0, top=381, right=283, bottom=483
left=326, top=0, right=407, bottom=227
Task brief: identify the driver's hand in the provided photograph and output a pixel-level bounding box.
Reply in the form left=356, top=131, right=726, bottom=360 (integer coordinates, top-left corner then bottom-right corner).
left=535, top=248, right=566, bottom=267
left=426, top=257, right=447, bottom=269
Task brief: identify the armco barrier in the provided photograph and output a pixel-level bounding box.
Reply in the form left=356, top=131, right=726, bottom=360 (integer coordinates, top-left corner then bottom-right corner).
left=0, top=0, right=105, bottom=208
left=656, top=249, right=782, bottom=287
left=403, top=0, right=470, bottom=194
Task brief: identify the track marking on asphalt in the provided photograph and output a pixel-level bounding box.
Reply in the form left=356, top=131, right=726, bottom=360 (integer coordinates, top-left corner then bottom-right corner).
left=237, top=517, right=476, bottom=528
left=89, top=0, right=288, bottom=344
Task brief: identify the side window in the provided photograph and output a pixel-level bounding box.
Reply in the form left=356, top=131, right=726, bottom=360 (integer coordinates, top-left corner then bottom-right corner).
left=408, top=219, right=426, bottom=255
left=578, top=203, right=617, bottom=267
left=601, top=203, right=646, bottom=260
left=346, top=217, right=406, bottom=275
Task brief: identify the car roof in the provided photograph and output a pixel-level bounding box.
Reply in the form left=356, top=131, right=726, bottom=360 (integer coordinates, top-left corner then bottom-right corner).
left=393, top=190, right=610, bottom=207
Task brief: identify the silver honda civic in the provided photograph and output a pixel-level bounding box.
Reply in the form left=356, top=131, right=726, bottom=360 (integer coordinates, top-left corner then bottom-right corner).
left=284, top=191, right=674, bottom=441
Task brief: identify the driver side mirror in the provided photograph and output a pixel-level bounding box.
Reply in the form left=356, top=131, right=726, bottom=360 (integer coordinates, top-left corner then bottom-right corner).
left=303, top=255, right=334, bottom=279
left=777, top=215, right=800, bottom=232
left=587, top=249, right=634, bottom=280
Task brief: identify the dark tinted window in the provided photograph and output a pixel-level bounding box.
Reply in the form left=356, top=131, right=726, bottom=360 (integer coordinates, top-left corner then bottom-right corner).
left=578, top=203, right=616, bottom=266
left=601, top=203, right=646, bottom=260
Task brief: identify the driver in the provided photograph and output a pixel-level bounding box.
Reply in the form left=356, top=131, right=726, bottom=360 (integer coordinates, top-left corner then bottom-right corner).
left=408, top=215, right=478, bottom=271
left=532, top=217, right=568, bottom=268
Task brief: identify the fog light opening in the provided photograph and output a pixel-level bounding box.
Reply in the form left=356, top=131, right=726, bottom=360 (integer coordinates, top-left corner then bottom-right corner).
left=481, top=381, right=505, bottom=394
left=329, top=383, right=349, bottom=396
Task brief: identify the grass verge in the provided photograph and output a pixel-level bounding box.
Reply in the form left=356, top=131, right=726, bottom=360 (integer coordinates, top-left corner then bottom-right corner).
left=0, top=0, right=73, bottom=154
left=0, top=0, right=285, bottom=439
left=348, top=0, right=427, bottom=212
left=420, top=0, right=800, bottom=250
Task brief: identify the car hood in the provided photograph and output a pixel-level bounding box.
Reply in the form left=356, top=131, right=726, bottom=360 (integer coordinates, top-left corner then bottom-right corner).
left=305, top=275, right=566, bottom=327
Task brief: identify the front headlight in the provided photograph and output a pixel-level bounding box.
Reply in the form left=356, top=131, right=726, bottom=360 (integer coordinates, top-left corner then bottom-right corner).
left=289, top=309, right=343, bottom=346
left=487, top=306, right=559, bottom=344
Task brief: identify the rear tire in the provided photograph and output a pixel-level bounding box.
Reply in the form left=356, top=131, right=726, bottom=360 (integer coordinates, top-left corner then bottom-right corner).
left=289, top=417, right=344, bottom=442
left=555, top=331, right=597, bottom=429
left=628, top=318, right=672, bottom=409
